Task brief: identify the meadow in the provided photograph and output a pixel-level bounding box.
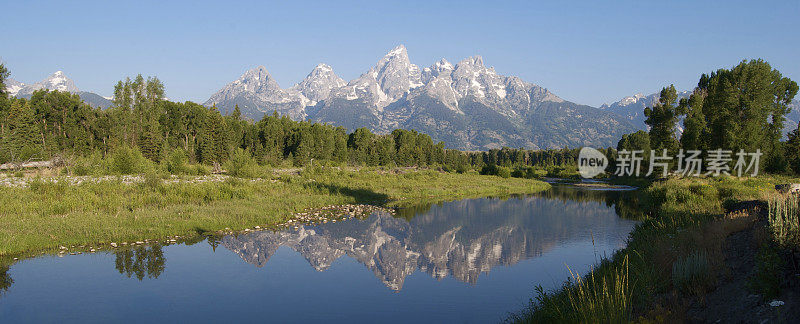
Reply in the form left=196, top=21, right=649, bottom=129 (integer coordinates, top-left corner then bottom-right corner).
left=0, top=166, right=550, bottom=256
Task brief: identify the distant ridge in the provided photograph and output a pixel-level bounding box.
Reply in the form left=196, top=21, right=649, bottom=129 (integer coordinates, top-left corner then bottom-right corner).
left=5, top=71, right=112, bottom=109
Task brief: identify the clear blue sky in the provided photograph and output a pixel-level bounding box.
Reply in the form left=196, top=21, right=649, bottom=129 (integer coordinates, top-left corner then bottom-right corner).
left=1, top=0, right=798, bottom=106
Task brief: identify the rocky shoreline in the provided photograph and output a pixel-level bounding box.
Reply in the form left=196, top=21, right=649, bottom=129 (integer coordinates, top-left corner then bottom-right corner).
left=8, top=203, right=394, bottom=261
left=0, top=174, right=268, bottom=188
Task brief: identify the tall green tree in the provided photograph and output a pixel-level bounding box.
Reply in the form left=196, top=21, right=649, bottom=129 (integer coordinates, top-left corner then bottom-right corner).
left=1, top=100, right=43, bottom=162
left=678, top=89, right=707, bottom=151
left=0, top=64, right=11, bottom=135
left=0, top=64, right=9, bottom=99
left=699, top=59, right=797, bottom=172
left=644, top=85, right=680, bottom=154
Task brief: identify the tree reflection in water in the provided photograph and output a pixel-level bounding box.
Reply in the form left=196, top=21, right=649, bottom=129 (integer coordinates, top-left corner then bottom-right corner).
left=114, top=245, right=166, bottom=280
left=0, top=265, right=12, bottom=296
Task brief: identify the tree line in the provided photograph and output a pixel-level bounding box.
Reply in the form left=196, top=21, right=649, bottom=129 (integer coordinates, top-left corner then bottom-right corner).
left=0, top=64, right=595, bottom=173
left=4, top=58, right=794, bottom=176
left=0, top=66, right=462, bottom=169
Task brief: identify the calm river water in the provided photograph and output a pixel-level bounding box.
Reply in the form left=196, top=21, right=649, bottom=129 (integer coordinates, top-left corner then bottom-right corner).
left=0, top=185, right=640, bottom=323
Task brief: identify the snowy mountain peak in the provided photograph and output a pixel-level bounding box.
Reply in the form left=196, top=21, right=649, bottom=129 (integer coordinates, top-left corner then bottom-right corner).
left=385, top=44, right=408, bottom=58
left=242, top=65, right=272, bottom=80
left=458, top=56, right=484, bottom=67
left=434, top=58, right=454, bottom=71
left=204, top=65, right=309, bottom=119
left=313, top=63, right=333, bottom=73
left=618, top=93, right=646, bottom=106
left=45, top=70, right=77, bottom=92
left=235, top=66, right=281, bottom=92
left=4, top=78, right=24, bottom=96
left=11, top=70, right=79, bottom=96
left=349, top=44, right=422, bottom=105
left=292, top=63, right=347, bottom=102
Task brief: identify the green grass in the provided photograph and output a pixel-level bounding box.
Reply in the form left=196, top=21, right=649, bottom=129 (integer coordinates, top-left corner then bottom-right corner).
left=0, top=168, right=549, bottom=256
left=768, top=192, right=800, bottom=248
left=511, top=255, right=632, bottom=323
left=672, top=251, right=714, bottom=296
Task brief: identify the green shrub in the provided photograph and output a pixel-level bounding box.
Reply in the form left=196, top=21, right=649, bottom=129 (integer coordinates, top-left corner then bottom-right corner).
left=768, top=193, right=800, bottom=247
left=111, top=146, right=148, bottom=175
left=511, top=166, right=541, bottom=179
left=28, top=178, right=68, bottom=195
left=193, top=164, right=211, bottom=175
left=224, top=148, right=259, bottom=178
left=479, top=164, right=510, bottom=178
left=165, top=149, right=190, bottom=174
left=497, top=166, right=511, bottom=178
left=71, top=152, right=105, bottom=176
left=547, top=166, right=566, bottom=177
left=480, top=164, right=499, bottom=176
left=672, top=251, right=713, bottom=295
left=140, top=169, right=163, bottom=191
left=748, top=243, right=785, bottom=299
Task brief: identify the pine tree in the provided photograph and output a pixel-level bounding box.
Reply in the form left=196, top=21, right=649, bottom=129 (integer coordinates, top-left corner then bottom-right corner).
left=0, top=64, right=9, bottom=99
left=2, top=100, right=43, bottom=162
left=138, top=117, right=163, bottom=162
left=678, top=90, right=707, bottom=151
left=644, top=85, right=680, bottom=154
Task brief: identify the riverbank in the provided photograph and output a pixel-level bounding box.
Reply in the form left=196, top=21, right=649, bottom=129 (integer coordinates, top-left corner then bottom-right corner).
left=0, top=168, right=550, bottom=256
left=509, top=175, right=800, bottom=323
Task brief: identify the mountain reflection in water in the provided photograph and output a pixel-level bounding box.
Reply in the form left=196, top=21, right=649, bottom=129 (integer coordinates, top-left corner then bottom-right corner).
left=0, top=186, right=641, bottom=323
left=221, top=186, right=639, bottom=290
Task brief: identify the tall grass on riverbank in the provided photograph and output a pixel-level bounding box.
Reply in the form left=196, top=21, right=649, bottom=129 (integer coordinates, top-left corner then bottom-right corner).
left=510, top=176, right=780, bottom=323
left=512, top=255, right=631, bottom=323
left=0, top=169, right=549, bottom=255
left=767, top=193, right=800, bottom=248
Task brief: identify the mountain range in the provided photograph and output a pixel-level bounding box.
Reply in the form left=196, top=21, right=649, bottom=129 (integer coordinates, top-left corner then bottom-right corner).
left=7, top=51, right=798, bottom=149
left=205, top=45, right=638, bottom=150
left=5, top=71, right=113, bottom=109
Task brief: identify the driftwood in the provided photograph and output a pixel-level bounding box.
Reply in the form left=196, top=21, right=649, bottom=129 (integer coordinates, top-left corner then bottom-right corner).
left=0, top=160, right=54, bottom=170
left=0, top=156, right=65, bottom=171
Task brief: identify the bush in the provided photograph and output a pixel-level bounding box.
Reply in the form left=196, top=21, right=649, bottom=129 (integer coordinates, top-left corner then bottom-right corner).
left=479, top=164, right=510, bottom=178
left=224, top=148, right=259, bottom=178
left=480, top=164, right=499, bottom=176
left=749, top=243, right=785, bottom=299
left=768, top=193, right=800, bottom=247
left=111, top=146, right=148, bottom=175
left=29, top=178, right=68, bottom=195
left=193, top=164, right=211, bottom=175
left=70, top=152, right=106, bottom=176
left=164, top=149, right=190, bottom=174
left=672, top=251, right=713, bottom=295
left=496, top=166, right=511, bottom=178
left=511, top=166, right=541, bottom=179
left=140, top=169, right=164, bottom=191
